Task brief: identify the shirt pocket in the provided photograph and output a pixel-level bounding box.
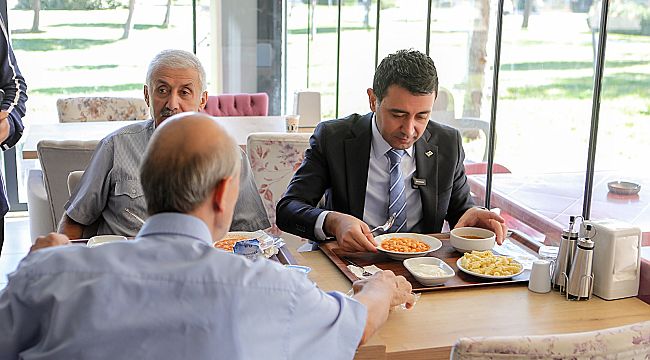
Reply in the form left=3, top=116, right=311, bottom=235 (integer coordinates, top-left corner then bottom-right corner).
left=115, top=179, right=144, bottom=199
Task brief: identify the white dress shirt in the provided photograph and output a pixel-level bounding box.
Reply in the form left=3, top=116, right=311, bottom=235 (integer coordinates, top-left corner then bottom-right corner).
left=315, top=114, right=423, bottom=239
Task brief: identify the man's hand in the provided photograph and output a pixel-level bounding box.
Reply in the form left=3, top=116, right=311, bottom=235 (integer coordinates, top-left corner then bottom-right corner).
left=323, top=212, right=377, bottom=252
left=353, top=270, right=415, bottom=308
left=455, top=207, right=508, bottom=244
left=0, top=111, right=10, bottom=143
left=30, top=233, right=70, bottom=253
left=351, top=269, right=415, bottom=344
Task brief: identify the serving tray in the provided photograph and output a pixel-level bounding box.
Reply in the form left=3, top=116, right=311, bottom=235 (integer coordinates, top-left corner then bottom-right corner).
left=319, top=233, right=531, bottom=292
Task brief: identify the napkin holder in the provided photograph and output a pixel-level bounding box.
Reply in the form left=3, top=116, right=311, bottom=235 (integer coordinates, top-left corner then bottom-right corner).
left=588, top=219, right=642, bottom=300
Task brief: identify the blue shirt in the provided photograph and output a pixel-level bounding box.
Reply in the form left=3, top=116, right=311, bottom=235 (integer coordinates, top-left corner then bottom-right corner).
left=0, top=213, right=366, bottom=360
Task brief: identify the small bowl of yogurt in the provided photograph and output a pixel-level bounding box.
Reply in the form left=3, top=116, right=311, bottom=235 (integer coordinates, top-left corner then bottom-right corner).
left=403, top=257, right=455, bottom=286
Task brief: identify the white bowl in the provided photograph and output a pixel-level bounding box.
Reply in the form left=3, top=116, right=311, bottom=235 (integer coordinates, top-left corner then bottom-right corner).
left=450, top=227, right=496, bottom=253
left=403, top=257, right=455, bottom=286
left=375, top=233, right=442, bottom=260
left=87, top=235, right=128, bottom=248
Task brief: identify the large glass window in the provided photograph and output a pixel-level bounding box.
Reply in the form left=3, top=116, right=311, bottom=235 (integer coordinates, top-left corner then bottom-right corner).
left=8, top=0, right=195, bottom=204
left=590, top=0, right=650, bottom=244
left=487, top=1, right=596, bottom=244
left=337, top=0, right=377, bottom=117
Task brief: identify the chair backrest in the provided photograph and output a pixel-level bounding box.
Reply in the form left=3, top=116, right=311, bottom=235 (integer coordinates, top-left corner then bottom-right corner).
left=68, top=170, right=85, bottom=196
left=246, top=132, right=311, bottom=230
left=293, top=90, right=321, bottom=128
left=464, top=162, right=511, bottom=175
left=37, top=140, right=100, bottom=227
left=450, top=320, right=650, bottom=359
left=202, top=93, right=269, bottom=116
left=432, top=86, right=455, bottom=112
left=429, top=87, right=491, bottom=162
left=27, top=169, right=55, bottom=240
left=56, top=97, right=150, bottom=123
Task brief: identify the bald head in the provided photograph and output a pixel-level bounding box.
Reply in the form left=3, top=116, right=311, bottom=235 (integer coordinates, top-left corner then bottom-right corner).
left=140, top=112, right=241, bottom=215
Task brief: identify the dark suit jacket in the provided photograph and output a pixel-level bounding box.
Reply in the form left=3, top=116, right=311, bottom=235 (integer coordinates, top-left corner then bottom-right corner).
left=276, top=112, right=474, bottom=240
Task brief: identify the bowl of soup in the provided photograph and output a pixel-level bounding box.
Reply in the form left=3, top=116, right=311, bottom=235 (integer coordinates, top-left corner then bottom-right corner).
left=450, top=227, right=496, bottom=253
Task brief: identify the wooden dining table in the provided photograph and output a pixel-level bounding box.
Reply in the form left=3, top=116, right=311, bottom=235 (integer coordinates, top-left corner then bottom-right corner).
left=21, top=116, right=288, bottom=160
left=280, top=232, right=650, bottom=359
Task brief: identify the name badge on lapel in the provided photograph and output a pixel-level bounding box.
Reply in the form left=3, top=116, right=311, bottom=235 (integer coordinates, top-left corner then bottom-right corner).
left=411, top=177, right=427, bottom=189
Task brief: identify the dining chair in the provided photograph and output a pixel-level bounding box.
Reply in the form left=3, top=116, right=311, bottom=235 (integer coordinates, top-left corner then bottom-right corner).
left=56, top=97, right=150, bottom=122
left=246, top=132, right=311, bottom=232
left=464, top=162, right=511, bottom=175
left=450, top=320, right=650, bottom=359
left=430, top=87, right=491, bottom=162
left=202, top=93, right=269, bottom=116
left=67, top=170, right=84, bottom=196
left=28, top=140, right=99, bottom=241
left=26, top=169, right=54, bottom=242
left=293, top=90, right=321, bottom=129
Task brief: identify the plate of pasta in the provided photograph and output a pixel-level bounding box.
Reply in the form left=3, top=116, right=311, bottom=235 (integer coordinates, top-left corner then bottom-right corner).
left=456, top=250, right=524, bottom=279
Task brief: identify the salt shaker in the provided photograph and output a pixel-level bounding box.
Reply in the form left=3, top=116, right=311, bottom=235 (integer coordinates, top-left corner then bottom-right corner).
left=566, top=225, right=594, bottom=300
left=552, top=216, right=578, bottom=293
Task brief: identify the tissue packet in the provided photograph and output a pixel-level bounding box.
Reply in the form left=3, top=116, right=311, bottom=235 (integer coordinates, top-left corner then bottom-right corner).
left=233, top=239, right=262, bottom=260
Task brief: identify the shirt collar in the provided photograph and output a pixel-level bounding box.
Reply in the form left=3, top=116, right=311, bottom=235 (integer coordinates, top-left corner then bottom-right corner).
left=371, top=113, right=414, bottom=159
left=137, top=213, right=213, bottom=246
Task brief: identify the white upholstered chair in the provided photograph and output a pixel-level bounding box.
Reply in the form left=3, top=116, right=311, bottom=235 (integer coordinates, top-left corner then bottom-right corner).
left=293, top=90, right=321, bottom=130
left=26, top=169, right=53, bottom=241
left=67, top=170, right=85, bottom=196
left=246, top=133, right=311, bottom=232
left=56, top=97, right=150, bottom=123
left=450, top=321, right=650, bottom=359
left=27, top=140, right=99, bottom=241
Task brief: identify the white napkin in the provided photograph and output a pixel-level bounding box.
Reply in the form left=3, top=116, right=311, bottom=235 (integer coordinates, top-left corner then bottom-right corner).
left=347, top=264, right=382, bottom=279
left=492, top=239, right=538, bottom=270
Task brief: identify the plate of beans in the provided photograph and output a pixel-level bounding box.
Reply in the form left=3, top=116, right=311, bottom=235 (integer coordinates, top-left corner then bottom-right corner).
left=375, top=233, right=442, bottom=260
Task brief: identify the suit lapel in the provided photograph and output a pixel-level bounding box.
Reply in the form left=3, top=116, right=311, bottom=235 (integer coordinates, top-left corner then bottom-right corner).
left=415, top=126, right=438, bottom=233
left=344, top=113, right=372, bottom=219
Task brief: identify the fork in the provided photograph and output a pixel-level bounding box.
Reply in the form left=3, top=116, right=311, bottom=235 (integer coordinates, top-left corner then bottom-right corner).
left=343, top=257, right=373, bottom=277
left=369, top=213, right=396, bottom=235
left=125, top=208, right=146, bottom=225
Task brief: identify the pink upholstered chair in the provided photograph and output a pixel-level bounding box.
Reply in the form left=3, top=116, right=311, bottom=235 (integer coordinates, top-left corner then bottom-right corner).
left=202, top=93, right=269, bottom=116
left=464, top=162, right=511, bottom=175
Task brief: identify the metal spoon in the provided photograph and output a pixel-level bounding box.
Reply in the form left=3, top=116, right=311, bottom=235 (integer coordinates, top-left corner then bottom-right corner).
left=370, top=213, right=396, bottom=235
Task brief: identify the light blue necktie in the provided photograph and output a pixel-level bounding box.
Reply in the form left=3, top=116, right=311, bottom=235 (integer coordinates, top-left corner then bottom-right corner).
left=386, top=148, right=407, bottom=233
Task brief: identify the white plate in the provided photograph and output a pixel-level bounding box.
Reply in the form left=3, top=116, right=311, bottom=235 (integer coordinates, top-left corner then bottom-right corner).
left=403, top=257, right=455, bottom=286
left=87, top=235, right=128, bottom=248
left=375, top=233, right=442, bottom=260
left=456, top=257, right=524, bottom=279
left=213, top=231, right=258, bottom=252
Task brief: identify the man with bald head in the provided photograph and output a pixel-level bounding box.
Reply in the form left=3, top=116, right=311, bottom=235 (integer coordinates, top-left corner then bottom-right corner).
left=60, top=49, right=269, bottom=238
left=1, top=113, right=415, bottom=359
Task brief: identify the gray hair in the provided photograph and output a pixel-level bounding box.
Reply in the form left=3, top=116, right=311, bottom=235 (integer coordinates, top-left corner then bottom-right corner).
left=140, top=118, right=241, bottom=215
left=146, top=49, right=207, bottom=92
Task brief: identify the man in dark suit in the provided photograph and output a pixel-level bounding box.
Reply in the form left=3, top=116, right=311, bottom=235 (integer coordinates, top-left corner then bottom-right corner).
left=277, top=49, right=507, bottom=252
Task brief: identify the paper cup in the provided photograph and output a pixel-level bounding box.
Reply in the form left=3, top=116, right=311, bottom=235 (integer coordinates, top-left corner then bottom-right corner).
left=285, top=114, right=300, bottom=133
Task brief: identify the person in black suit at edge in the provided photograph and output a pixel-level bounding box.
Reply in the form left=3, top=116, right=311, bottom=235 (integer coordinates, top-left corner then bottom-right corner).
left=276, top=49, right=506, bottom=252
left=0, top=14, right=27, bottom=256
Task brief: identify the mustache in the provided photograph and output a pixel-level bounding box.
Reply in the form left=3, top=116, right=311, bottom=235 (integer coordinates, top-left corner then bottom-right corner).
left=160, top=108, right=176, bottom=117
